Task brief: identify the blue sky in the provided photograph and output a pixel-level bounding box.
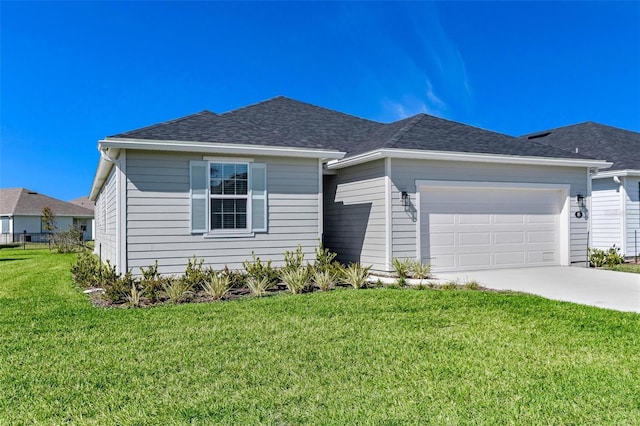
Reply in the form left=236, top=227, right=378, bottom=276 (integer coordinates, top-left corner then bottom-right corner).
left=1, top=1, right=639, bottom=201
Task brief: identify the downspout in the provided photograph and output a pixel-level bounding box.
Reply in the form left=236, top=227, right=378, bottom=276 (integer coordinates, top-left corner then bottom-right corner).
left=99, top=147, right=124, bottom=274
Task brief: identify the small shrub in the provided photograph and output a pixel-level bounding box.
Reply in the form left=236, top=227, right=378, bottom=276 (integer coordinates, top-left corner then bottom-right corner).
left=589, top=248, right=606, bottom=267
left=53, top=226, right=85, bottom=253
left=463, top=280, right=481, bottom=290
left=590, top=246, right=625, bottom=268
left=313, top=269, right=336, bottom=291
left=605, top=245, right=624, bottom=267
left=140, top=261, right=165, bottom=303
left=71, top=251, right=102, bottom=288
left=104, top=270, right=136, bottom=304
left=341, top=263, right=371, bottom=289
left=281, top=266, right=311, bottom=294
left=283, top=245, right=306, bottom=272
left=440, top=281, right=459, bottom=290
left=219, top=266, right=245, bottom=288
left=396, top=276, right=407, bottom=287
left=163, top=278, right=193, bottom=304
left=410, top=260, right=431, bottom=279
left=98, top=260, right=120, bottom=289
left=202, top=269, right=231, bottom=300
left=184, top=256, right=207, bottom=291
left=392, top=258, right=411, bottom=279
left=247, top=276, right=272, bottom=297
left=313, top=242, right=338, bottom=273
left=126, top=282, right=143, bottom=307
left=243, top=252, right=279, bottom=285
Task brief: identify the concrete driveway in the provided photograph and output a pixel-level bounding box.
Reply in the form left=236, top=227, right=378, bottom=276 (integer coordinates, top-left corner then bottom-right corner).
left=436, top=266, right=640, bottom=313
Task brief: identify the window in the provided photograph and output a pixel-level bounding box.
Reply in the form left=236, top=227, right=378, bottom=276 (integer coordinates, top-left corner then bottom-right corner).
left=190, top=160, right=267, bottom=235
left=1, top=217, right=9, bottom=234
left=210, top=163, right=248, bottom=230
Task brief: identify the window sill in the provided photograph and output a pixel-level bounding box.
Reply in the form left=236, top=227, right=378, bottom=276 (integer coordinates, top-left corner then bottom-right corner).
left=203, top=231, right=255, bottom=239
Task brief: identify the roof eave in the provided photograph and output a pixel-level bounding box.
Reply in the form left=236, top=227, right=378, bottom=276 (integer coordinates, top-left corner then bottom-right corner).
left=326, top=148, right=612, bottom=170
left=593, top=169, right=640, bottom=179
left=100, top=137, right=346, bottom=160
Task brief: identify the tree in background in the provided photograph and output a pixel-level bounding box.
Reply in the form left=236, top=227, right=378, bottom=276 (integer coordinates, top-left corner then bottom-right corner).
left=41, top=207, right=56, bottom=234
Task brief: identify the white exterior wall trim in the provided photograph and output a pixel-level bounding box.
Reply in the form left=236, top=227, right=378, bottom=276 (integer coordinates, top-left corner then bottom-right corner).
left=116, top=151, right=127, bottom=274
left=327, top=148, right=611, bottom=170
left=587, top=168, right=593, bottom=248
left=593, top=169, right=640, bottom=179
left=385, top=157, right=392, bottom=270
left=414, top=180, right=572, bottom=267
left=100, top=138, right=345, bottom=159
left=318, top=158, right=323, bottom=241
left=621, top=176, right=628, bottom=254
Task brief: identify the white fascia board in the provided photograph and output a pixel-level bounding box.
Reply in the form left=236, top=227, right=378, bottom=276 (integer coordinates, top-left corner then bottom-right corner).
left=593, top=169, right=640, bottom=179
left=99, top=138, right=345, bottom=160
left=326, top=148, right=612, bottom=170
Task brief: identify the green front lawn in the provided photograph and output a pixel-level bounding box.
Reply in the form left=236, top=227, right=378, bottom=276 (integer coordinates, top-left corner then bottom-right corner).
left=1, top=248, right=639, bottom=424
left=605, top=263, right=640, bottom=274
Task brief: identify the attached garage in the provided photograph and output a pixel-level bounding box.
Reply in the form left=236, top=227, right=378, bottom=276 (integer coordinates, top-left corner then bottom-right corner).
left=417, top=181, right=570, bottom=272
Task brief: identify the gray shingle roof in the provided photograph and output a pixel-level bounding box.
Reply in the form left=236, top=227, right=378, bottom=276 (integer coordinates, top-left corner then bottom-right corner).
left=0, top=188, right=94, bottom=217
left=107, top=96, right=596, bottom=160
left=521, top=122, right=640, bottom=171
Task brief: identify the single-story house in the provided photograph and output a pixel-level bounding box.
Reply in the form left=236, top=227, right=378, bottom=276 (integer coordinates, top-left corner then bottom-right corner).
left=89, top=97, right=609, bottom=275
left=0, top=188, right=94, bottom=243
left=522, top=122, right=640, bottom=258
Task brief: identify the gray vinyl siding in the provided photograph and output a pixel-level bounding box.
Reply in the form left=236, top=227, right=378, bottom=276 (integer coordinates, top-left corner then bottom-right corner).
left=624, top=177, right=640, bottom=257
left=94, top=166, right=118, bottom=266
left=125, top=150, right=320, bottom=275
left=323, top=160, right=386, bottom=270
left=390, top=159, right=590, bottom=268
left=591, top=178, right=623, bottom=251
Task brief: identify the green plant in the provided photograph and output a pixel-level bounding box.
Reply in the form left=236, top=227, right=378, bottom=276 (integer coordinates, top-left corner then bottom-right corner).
left=71, top=251, right=102, bottom=288
left=341, top=263, right=371, bottom=289
left=183, top=256, right=207, bottom=291
left=605, top=245, right=624, bottom=267
left=53, top=226, right=85, bottom=253
left=590, top=246, right=625, bottom=268
left=202, top=269, right=231, bottom=300
left=281, top=266, right=311, bottom=294
left=589, top=248, right=606, bottom=267
left=410, top=260, right=431, bottom=279
left=313, top=269, right=336, bottom=291
left=392, top=258, right=411, bottom=279
left=246, top=275, right=272, bottom=297
left=126, top=282, right=143, bottom=307
left=440, top=281, right=460, bottom=290
left=283, top=244, right=306, bottom=272
left=243, top=252, right=279, bottom=285
left=222, top=266, right=246, bottom=288
left=463, top=280, right=481, bottom=290
left=140, top=261, right=164, bottom=303
left=163, top=278, right=193, bottom=304
left=313, top=242, right=338, bottom=273
left=104, top=270, right=136, bottom=304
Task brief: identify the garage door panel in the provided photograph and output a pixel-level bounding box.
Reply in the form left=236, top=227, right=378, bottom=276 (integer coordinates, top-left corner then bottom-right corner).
left=495, top=252, right=526, bottom=265
left=421, top=187, right=563, bottom=272
left=494, top=231, right=525, bottom=244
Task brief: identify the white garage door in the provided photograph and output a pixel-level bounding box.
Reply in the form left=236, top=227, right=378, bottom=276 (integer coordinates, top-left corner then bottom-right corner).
left=420, top=186, right=565, bottom=272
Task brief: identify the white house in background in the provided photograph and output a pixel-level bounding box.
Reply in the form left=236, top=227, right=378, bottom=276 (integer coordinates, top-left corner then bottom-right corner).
left=89, top=96, right=610, bottom=275
left=0, top=188, right=94, bottom=243
left=523, top=123, right=640, bottom=259
left=69, top=196, right=96, bottom=242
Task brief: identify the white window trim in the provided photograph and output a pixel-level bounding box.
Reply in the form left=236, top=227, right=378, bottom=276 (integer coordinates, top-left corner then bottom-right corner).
left=207, top=160, right=252, bottom=237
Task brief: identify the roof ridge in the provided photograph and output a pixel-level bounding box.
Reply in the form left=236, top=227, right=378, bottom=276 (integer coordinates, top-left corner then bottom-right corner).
left=384, top=114, right=427, bottom=148
left=221, top=95, right=382, bottom=125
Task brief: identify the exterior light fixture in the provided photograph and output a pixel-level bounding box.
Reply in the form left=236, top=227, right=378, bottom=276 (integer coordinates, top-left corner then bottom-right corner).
left=401, top=191, right=410, bottom=207
left=575, top=194, right=586, bottom=218
left=577, top=194, right=586, bottom=208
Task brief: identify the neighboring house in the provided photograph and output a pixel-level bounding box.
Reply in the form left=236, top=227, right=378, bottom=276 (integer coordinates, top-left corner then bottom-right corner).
left=89, top=97, right=609, bottom=275
left=0, top=188, right=94, bottom=243
left=69, top=196, right=96, bottom=241
left=522, top=122, right=640, bottom=258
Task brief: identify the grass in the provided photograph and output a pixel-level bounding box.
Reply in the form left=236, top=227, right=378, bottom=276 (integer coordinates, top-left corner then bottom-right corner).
left=605, top=263, right=640, bottom=274
left=1, top=248, right=640, bottom=424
